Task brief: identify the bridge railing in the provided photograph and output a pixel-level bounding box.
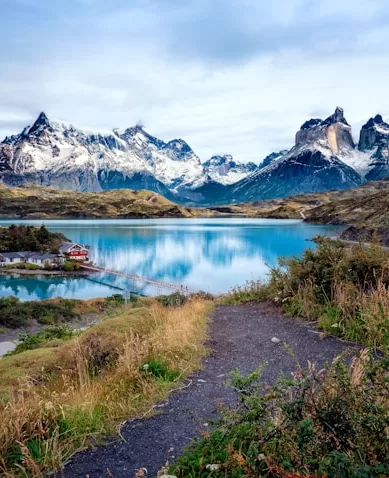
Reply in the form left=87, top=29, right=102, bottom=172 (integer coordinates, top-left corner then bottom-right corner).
left=80, top=263, right=198, bottom=296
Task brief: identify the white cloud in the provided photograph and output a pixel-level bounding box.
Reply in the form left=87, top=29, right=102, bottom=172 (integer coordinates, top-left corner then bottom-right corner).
left=0, top=0, right=389, bottom=163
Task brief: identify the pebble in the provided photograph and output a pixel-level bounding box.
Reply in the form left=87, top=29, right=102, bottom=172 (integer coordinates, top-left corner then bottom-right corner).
left=271, top=337, right=281, bottom=343
left=197, top=379, right=207, bottom=383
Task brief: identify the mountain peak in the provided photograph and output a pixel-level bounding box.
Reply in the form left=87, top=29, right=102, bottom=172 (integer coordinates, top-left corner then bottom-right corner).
left=361, top=114, right=389, bottom=130
left=323, top=106, right=349, bottom=126
left=359, top=113, right=389, bottom=154
left=32, top=111, right=50, bottom=127
left=204, top=155, right=234, bottom=167
left=334, top=106, right=345, bottom=121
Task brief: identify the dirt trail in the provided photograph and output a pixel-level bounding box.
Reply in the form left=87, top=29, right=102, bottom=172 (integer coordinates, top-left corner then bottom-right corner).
left=62, top=302, right=354, bottom=478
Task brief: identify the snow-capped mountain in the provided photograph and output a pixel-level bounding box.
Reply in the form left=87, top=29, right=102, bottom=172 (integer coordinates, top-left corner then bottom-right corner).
left=0, top=113, right=211, bottom=198
left=359, top=115, right=389, bottom=181
left=0, top=113, right=255, bottom=202
left=203, top=155, right=257, bottom=185
left=226, top=107, right=369, bottom=203
left=1, top=108, right=389, bottom=206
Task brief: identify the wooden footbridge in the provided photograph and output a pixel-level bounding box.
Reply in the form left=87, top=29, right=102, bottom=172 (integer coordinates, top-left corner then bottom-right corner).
left=80, top=263, right=198, bottom=295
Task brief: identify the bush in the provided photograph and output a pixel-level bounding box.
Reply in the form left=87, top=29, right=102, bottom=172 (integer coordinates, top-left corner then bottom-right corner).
left=105, top=294, right=125, bottom=306
left=63, top=260, right=80, bottom=272
left=5, top=262, right=41, bottom=270
left=0, top=297, right=80, bottom=328
left=156, top=292, right=187, bottom=307
left=272, top=236, right=389, bottom=302
left=173, top=351, right=389, bottom=478
left=140, top=359, right=179, bottom=381
left=8, top=326, right=74, bottom=355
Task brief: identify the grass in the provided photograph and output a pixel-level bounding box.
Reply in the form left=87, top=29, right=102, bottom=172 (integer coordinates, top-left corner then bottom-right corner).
left=0, top=297, right=211, bottom=476
left=223, top=236, right=389, bottom=351
left=172, top=350, right=389, bottom=478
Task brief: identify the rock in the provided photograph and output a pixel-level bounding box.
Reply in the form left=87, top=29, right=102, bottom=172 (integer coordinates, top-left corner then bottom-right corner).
left=271, top=337, right=281, bottom=344
left=206, top=464, right=221, bottom=471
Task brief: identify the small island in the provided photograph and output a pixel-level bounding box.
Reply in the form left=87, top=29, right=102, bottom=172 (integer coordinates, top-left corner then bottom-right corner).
left=0, top=224, right=90, bottom=274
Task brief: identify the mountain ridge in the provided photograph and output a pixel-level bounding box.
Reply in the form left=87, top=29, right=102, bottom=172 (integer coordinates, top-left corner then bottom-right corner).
left=1, top=108, right=389, bottom=205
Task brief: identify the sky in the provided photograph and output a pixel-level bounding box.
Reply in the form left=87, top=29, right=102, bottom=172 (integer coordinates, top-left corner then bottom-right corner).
left=1, top=0, right=389, bottom=163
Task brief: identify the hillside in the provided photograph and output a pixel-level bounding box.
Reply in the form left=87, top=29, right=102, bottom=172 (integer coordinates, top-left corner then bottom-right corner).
left=304, top=179, right=389, bottom=244
left=0, top=185, right=206, bottom=219
left=210, top=179, right=389, bottom=218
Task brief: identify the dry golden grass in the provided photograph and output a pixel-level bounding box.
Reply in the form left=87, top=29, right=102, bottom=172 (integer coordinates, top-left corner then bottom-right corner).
left=328, top=281, right=389, bottom=348
left=0, top=299, right=211, bottom=476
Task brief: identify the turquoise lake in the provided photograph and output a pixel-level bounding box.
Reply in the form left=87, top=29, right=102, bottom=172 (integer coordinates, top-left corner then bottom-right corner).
left=0, top=218, right=341, bottom=300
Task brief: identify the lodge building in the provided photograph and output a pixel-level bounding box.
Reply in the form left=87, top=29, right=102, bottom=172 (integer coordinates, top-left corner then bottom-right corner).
left=0, top=242, right=90, bottom=268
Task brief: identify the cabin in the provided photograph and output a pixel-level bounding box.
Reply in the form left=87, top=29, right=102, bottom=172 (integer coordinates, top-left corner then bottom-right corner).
left=59, top=242, right=90, bottom=261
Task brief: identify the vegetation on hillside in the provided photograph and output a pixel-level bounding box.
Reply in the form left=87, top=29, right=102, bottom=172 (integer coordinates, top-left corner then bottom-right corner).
left=304, top=179, right=389, bottom=245
left=172, top=351, right=389, bottom=477
left=0, top=224, right=68, bottom=253
left=7, top=326, right=76, bottom=356
left=0, top=296, right=210, bottom=475
left=0, top=184, right=208, bottom=219
left=0, top=295, right=124, bottom=329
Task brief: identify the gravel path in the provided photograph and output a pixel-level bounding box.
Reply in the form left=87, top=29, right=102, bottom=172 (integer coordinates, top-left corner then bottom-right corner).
left=62, top=302, right=355, bottom=478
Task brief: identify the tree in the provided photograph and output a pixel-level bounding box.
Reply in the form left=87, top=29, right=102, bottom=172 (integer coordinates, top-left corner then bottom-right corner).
left=37, top=225, right=50, bottom=246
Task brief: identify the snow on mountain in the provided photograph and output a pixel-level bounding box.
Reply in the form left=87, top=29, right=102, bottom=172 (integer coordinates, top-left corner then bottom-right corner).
left=1, top=108, right=389, bottom=206
left=203, top=154, right=257, bottom=185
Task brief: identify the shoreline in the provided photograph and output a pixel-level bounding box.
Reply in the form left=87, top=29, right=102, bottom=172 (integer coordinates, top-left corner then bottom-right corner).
left=0, top=269, right=94, bottom=277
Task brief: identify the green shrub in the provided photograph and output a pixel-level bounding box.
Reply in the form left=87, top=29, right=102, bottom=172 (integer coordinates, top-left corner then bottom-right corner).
left=0, top=297, right=80, bottom=328
left=105, top=294, right=125, bottom=306
left=271, top=236, right=389, bottom=302
left=7, top=326, right=74, bottom=355
left=173, top=351, right=389, bottom=478
left=156, top=292, right=187, bottom=307
left=63, top=260, right=79, bottom=272
left=222, top=280, right=272, bottom=305
left=5, top=262, right=42, bottom=270
left=140, top=359, right=179, bottom=382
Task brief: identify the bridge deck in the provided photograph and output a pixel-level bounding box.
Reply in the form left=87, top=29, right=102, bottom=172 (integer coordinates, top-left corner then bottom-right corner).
left=80, top=264, right=198, bottom=295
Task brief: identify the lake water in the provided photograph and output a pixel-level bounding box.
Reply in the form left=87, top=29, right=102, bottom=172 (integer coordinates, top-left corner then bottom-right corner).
left=0, top=218, right=341, bottom=300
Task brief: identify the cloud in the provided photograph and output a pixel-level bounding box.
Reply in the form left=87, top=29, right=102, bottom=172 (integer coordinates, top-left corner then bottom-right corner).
left=0, top=0, right=389, bottom=162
